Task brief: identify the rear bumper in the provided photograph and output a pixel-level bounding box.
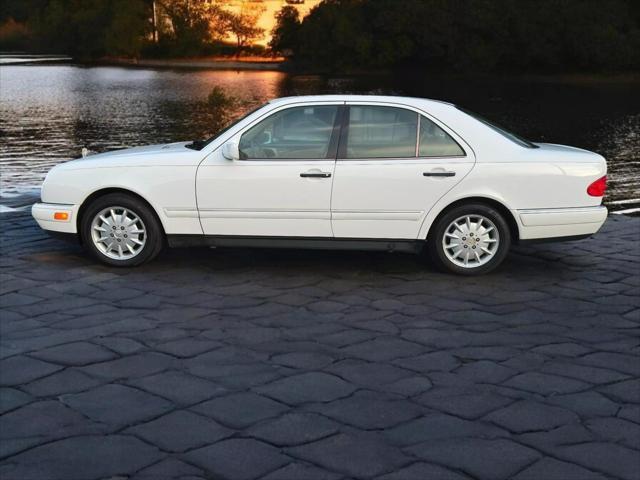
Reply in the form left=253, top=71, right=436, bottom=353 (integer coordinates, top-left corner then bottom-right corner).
left=516, top=206, right=607, bottom=240
left=32, top=203, right=79, bottom=234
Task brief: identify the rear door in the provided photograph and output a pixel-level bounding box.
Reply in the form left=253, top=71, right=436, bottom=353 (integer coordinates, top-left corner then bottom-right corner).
left=331, top=102, right=475, bottom=239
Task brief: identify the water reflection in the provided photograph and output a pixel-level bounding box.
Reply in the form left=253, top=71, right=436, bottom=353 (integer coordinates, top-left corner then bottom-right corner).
left=0, top=65, right=638, bottom=213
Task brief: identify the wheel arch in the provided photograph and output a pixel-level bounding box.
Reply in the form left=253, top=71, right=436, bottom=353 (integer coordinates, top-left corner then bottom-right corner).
left=76, top=187, right=166, bottom=244
left=424, top=196, right=520, bottom=243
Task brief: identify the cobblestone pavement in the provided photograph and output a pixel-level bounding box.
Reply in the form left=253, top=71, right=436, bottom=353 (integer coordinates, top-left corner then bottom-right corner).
left=1, top=209, right=639, bottom=480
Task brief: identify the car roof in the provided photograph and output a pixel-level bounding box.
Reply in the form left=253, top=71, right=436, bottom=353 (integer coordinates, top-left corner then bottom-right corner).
left=268, top=95, right=455, bottom=108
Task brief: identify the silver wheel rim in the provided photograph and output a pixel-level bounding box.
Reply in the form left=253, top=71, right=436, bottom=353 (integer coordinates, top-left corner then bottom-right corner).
left=442, top=214, right=500, bottom=268
left=90, top=206, right=146, bottom=260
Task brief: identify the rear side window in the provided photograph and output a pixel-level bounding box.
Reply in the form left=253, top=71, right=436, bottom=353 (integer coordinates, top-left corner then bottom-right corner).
left=457, top=106, right=538, bottom=148
left=344, top=106, right=417, bottom=158
left=419, top=115, right=465, bottom=157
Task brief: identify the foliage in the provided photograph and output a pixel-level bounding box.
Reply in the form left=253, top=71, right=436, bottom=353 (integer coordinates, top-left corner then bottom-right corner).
left=269, top=6, right=300, bottom=55
left=155, top=0, right=228, bottom=56
left=0, top=17, right=30, bottom=50
left=24, top=0, right=150, bottom=59
left=3, top=0, right=638, bottom=72
left=222, top=0, right=266, bottom=52
left=291, top=0, right=640, bottom=72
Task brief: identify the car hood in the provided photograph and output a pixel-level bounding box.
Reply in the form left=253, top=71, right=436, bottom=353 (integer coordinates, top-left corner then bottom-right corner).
left=86, top=141, right=193, bottom=158
left=55, top=141, right=203, bottom=170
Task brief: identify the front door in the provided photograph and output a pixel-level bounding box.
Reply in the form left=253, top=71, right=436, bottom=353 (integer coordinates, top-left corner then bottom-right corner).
left=196, top=103, right=341, bottom=237
left=331, top=103, right=475, bottom=239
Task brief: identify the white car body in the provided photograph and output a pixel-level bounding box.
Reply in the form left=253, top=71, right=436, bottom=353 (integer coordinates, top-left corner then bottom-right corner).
left=33, top=95, right=607, bottom=263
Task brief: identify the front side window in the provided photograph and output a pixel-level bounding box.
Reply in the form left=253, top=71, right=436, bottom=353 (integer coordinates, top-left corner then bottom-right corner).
left=239, top=105, right=338, bottom=159
left=344, top=106, right=417, bottom=158
left=419, top=115, right=465, bottom=157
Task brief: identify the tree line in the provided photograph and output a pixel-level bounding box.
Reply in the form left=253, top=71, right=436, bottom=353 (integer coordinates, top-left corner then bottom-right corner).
left=0, top=0, right=266, bottom=58
left=2, top=0, right=639, bottom=72
left=271, top=0, right=640, bottom=72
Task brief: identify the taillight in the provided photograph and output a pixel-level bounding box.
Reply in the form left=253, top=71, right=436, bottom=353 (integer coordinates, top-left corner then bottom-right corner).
left=587, top=175, right=607, bottom=197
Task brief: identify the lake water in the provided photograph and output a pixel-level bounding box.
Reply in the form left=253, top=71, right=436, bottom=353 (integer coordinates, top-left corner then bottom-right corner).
left=1, top=64, right=638, bottom=214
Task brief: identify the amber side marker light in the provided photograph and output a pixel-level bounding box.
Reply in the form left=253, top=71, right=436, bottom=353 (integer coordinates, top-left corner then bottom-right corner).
left=587, top=175, right=607, bottom=197
left=54, top=212, right=69, bottom=221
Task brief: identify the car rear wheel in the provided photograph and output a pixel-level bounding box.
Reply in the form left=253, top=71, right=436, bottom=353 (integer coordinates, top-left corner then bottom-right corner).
left=81, top=193, right=164, bottom=267
left=428, top=203, right=511, bottom=275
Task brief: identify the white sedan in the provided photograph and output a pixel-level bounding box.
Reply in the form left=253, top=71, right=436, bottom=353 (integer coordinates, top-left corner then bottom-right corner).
left=32, top=95, right=607, bottom=275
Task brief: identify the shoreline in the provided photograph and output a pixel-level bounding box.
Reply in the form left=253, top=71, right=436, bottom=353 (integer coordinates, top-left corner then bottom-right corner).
left=96, top=56, right=287, bottom=71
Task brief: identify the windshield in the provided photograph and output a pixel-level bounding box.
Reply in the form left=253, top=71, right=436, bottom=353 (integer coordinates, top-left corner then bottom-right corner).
left=456, top=106, right=538, bottom=149
left=186, top=103, right=268, bottom=151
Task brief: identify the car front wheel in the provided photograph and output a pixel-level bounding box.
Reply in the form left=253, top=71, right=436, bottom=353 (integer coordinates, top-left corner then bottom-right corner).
left=81, top=193, right=164, bottom=267
left=428, top=203, right=511, bottom=275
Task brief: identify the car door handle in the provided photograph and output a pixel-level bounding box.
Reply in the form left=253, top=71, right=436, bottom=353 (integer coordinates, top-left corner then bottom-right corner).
left=423, top=171, right=456, bottom=177
left=300, top=172, right=332, bottom=178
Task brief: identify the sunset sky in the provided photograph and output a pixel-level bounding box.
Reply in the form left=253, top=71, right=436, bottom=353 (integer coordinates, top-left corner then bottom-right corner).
left=222, top=0, right=323, bottom=45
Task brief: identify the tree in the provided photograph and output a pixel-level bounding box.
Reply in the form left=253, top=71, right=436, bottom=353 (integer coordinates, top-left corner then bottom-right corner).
left=269, top=5, right=299, bottom=55
left=156, top=0, right=228, bottom=55
left=223, top=0, right=265, bottom=55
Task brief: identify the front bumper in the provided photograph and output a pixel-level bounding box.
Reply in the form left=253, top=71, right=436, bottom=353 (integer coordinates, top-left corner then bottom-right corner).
left=32, top=203, right=79, bottom=234
left=516, top=205, right=607, bottom=240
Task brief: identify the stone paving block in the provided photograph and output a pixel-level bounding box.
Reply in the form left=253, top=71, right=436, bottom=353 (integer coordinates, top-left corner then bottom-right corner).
left=393, top=351, right=460, bottom=372
left=554, top=442, right=640, bottom=480
left=0, top=435, right=163, bottom=480
left=618, top=405, right=640, bottom=424
left=185, top=438, right=290, bottom=480
left=585, top=417, right=640, bottom=450
left=385, top=376, right=434, bottom=396
left=309, top=390, right=422, bottom=429
left=341, top=336, right=424, bottom=361
left=60, top=384, right=173, bottom=427
left=246, top=412, right=339, bottom=446
left=503, top=371, right=591, bottom=395
left=546, top=391, right=620, bottom=417
left=261, top=462, right=343, bottom=480
left=126, top=410, right=232, bottom=452
left=30, top=341, right=117, bottom=366
left=78, top=352, right=174, bottom=380
left=385, top=413, right=507, bottom=446
left=131, top=457, right=205, bottom=479
left=0, top=400, right=101, bottom=444
left=454, top=360, right=517, bottom=384
left=378, top=462, right=473, bottom=480
left=484, top=400, right=580, bottom=433
left=128, top=370, right=228, bottom=406
left=416, top=391, right=514, bottom=420
left=0, top=355, right=63, bottom=386
left=255, top=372, right=356, bottom=404
left=327, top=359, right=414, bottom=388
left=512, top=457, right=607, bottom=480
left=289, top=432, right=410, bottom=478
left=92, top=336, right=146, bottom=354
left=271, top=352, right=334, bottom=369
left=0, top=388, right=32, bottom=415
left=578, top=352, right=640, bottom=377
left=516, top=425, right=595, bottom=453
left=23, top=368, right=102, bottom=397
left=406, top=438, right=541, bottom=480
left=540, top=361, right=630, bottom=384
left=191, top=392, right=289, bottom=429
left=599, top=378, right=640, bottom=403
left=155, top=338, right=222, bottom=358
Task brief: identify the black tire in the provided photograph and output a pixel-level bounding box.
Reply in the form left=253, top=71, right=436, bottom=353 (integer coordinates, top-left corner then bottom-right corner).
left=427, top=203, right=511, bottom=275
left=80, top=193, right=164, bottom=267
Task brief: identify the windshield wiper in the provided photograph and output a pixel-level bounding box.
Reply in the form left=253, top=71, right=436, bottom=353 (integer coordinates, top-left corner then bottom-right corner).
left=185, top=139, right=206, bottom=151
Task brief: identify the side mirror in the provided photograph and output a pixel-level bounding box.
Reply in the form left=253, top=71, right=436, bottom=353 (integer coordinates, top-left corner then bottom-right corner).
left=222, top=141, right=239, bottom=161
